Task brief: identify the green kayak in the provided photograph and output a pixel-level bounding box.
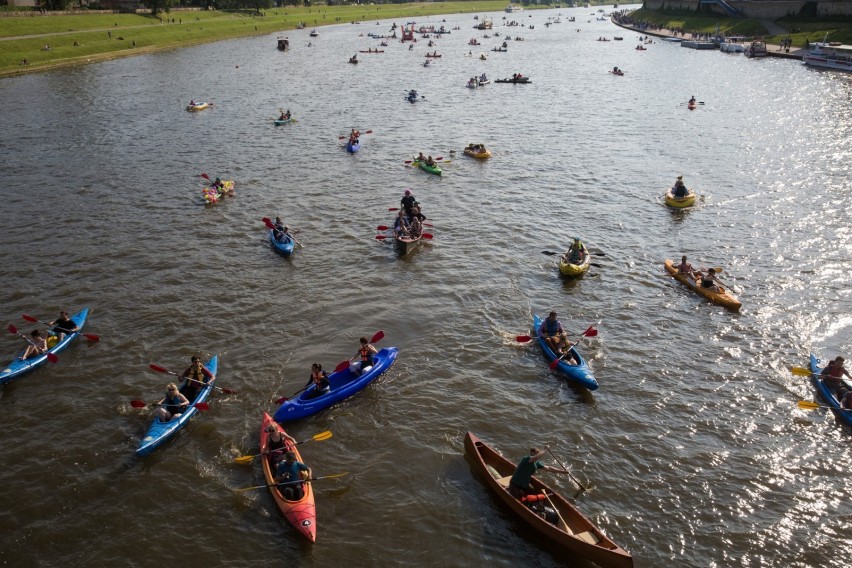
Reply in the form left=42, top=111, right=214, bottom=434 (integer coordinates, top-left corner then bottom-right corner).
left=414, top=159, right=442, bottom=176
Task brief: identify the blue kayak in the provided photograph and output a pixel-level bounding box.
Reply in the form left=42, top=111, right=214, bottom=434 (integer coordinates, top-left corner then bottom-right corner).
left=136, top=355, right=218, bottom=456
left=0, top=307, right=90, bottom=386
left=269, top=229, right=295, bottom=257
left=809, top=354, right=852, bottom=429
left=532, top=314, right=598, bottom=390
left=346, top=140, right=361, bottom=153
left=274, top=347, right=398, bottom=422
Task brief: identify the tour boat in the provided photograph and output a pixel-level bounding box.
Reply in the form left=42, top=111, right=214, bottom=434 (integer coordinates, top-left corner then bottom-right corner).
left=804, top=39, right=852, bottom=72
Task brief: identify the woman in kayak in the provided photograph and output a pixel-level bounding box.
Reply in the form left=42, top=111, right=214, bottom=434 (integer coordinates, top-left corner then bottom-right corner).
left=21, top=330, right=47, bottom=360
left=274, top=451, right=311, bottom=500
left=699, top=268, right=720, bottom=292
left=155, top=383, right=190, bottom=422
left=425, top=155, right=436, bottom=167
left=265, top=423, right=297, bottom=464
left=180, top=355, right=214, bottom=401
left=350, top=337, right=379, bottom=376
left=303, top=363, right=331, bottom=400
left=394, top=210, right=411, bottom=238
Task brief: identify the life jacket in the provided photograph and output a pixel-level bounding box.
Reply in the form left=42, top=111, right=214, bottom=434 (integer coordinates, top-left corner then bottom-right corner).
left=544, top=318, right=561, bottom=335
left=521, top=494, right=546, bottom=503
left=360, top=345, right=373, bottom=364
left=163, top=394, right=184, bottom=414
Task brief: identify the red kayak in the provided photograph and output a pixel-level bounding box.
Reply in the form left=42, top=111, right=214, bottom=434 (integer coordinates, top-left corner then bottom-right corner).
left=260, top=413, right=317, bottom=542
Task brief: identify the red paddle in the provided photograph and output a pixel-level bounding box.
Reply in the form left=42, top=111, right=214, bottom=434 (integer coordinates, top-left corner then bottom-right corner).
left=516, top=325, right=598, bottom=345
left=7, top=325, right=59, bottom=363
left=375, top=235, right=388, bottom=240
left=338, top=129, right=372, bottom=140
left=130, top=400, right=209, bottom=410
left=377, top=225, right=390, bottom=231
left=21, top=314, right=99, bottom=342
left=148, top=363, right=237, bottom=394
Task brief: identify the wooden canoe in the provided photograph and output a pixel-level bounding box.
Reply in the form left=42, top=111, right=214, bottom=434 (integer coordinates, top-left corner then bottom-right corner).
left=260, top=412, right=316, bottom=542
left=464, top=432, right=633, bottom=568
left=664, top=259, right=741, bottom=311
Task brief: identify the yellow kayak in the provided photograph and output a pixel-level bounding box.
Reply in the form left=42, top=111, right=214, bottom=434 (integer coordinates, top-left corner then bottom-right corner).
left=664, top=189, right=695, bottom=208
left=664, top=259, right=741, bottom=311
left=186, top=102, right=210, bottom=112
left=559, top=254, right=591, bottom=277
left=464, top=147, right=492, bottom=159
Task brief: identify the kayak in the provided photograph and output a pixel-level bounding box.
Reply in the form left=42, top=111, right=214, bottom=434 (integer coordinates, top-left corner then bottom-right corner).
left=346, top=140, right=361, bottom=153
left=186, top=102, right=209, bottom=112
left=273, top=347, right=398, bottom=422
left=687, top=102, right=696, bottom=110
left=407, top=94, right=418, bottom=103
left=0, top=308, right=89, bottom=386
left=532, top=314, right=598, bottom=390
left=495, top=76, right=531, bottom=83
left=464, top=432, right=634, bottom=568
left=136, top=355, right=218, bottom=456
left=664, top=189, right=695, bottom=208
left=809, top=354, right=852, bottom=429
left=260, top=412, right=317, bottom=542
left=269, top=229, right=295, bottom=257
left=274, top=118, right=292, bottom=125
left=414, top=160, right=442, bottom=176
left=463, top=147, right=492, bottom=159
left=559, top=254, right=591, bottom=277
left=663, top=259, right=741, bottom=311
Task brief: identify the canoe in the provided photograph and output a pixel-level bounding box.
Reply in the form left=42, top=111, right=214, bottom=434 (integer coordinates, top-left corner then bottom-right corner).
left=269, top=229, right=295, bottom=257
left=463, top=147, right=492, bottom=159
left=273, top=347, right=398, bottom=422
left=687, top=102, right=696, bottom=110
left=414, top=160, right=442, bottom=176
left=608, top=71, right=624, bottom=76
left=532, top=314, right=598, bottom=390
left=395, top=233, right=423, bottom=255
left=0, top=308, right=89, bottom=386
left=274, top=118, right=292, bottom=125
left=664, top=189, right=695, bottom=208
left=495, top=77, right=531, bottom=83
left=346, top=140, right=361, bottom=153
left=260, top=412, right=317, bottom=542
left=663, top=259, right=741, bottom=311
left=464, top=432, right=634, bottom=568
left=559, top=254, right=591, bottom=277
left=186, top=102, right=209, bottom=112
left=136, top=355, right=218, bottom=457
left=809, top=354, right=852, bottom=429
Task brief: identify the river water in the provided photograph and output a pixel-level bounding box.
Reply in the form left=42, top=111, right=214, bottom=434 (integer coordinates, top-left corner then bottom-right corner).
left=1, top=5, right=851, bottom=567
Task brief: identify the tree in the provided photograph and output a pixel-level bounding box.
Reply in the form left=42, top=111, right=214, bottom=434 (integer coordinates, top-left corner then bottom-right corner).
left=146, top=0, right=175, bottom=16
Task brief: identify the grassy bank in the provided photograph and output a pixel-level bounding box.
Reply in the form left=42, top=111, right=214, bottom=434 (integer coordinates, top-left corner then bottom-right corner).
left=626, top=8, right=852, bottom=47
left=1, top=2, right=554, bottom=77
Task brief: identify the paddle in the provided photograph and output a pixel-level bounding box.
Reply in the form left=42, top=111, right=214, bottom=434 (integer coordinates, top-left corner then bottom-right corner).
left=274, top=359, right=354, bottom=404
left=797, top=400, right=851, bottom=412
left=21, top=314, right=99, bottom=342
left=515, top=325, right=596, bottom=345
left=791, top=366, right=817, bottom=377
left=6, top=325, right=58, bottom=363
left=233, top=431, right=333, bottom=464
left=541, top=250, right=607, bottom=258
left=262, top=218, right=303, bottom=248
left=404, top=156, right=445, bottom=164
left=129, top=399, right=209, bottom=411
left=547, top=448, right=589, bottom=495
left=261, top=218, right=302, bottom=234
left=338, top=130, right=372, bottom=140
left=541, top=490, right=571, bottom=529
left=148, top=363, right=237, bottom=394
left=234, top=472, right=349, bottom=493
left=549, top=326, right=598, bottom=370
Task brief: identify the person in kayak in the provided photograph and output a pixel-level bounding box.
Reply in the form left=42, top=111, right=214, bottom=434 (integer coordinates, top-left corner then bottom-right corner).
left=508, top=446, right=571, bottom=499
left=820, top=356, right=852, bottom=398
left=49, top=311, right=79, bottom=341
left=416, top=152, right=426, bottom=162
left=350, top=336, right=379, bottom=376
left=425, top=155, right=437, bottom=167
left=538, top=311, right=566, bottom=353
left=303, top=363, right=331, bottom=400
left=699, top=268, right=720, bottom=292
left=276, top=226, right=296, bottom=244
left=563, top=238, right=587, bottom=265
left=21, top=330, right=48, bottom=360
left=672, top=176, right=688, bottom=198
left=274, top=451, right=311, bottom=500
left=180, top=355, right=214, bottom=401
left=394, top=210, right=412, bottom=238
left=401, top=189, right=417, bottom=214
left=409, top=204, right=426, bottom=223
left=155, top=383, right=190, bottom=421
left=554, top=335, right=579, bottom=365
left=279, top=109, right=291, bottom=120
left=688, top=96, right=696, bottom=105
left=677, top=256, right=695, bottom=275
left=266, top=423, right=297, bottom=464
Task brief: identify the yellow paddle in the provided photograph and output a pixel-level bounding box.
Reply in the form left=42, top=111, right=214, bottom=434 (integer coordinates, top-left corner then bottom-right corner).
left=797, top=400, right=849, bottom=411
left=233, top=430, right=333, bottom=465
left=791, top=366, right=814, bottom=377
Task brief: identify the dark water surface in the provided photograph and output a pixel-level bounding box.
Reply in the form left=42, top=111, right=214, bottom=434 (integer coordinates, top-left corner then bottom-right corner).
left=1, top=5, right=851, bottom=567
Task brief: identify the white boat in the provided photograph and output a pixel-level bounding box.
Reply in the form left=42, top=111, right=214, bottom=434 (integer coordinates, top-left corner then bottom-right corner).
left=719, top=37, right=746, bottom=53
left=505, top=4, right=523, bottom=12
left=744, top=40, right=768, bottom=58
left=803, top=39, right=852, bottom=72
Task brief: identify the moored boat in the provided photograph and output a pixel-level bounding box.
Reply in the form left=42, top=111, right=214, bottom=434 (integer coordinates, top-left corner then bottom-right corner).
left=809, top=355, right=852, bottom=428
left=269, top=229, right=295, bottom=257
left=664, top=188, right=696, bottom=208
left=0, top=308, right=89, bottom=385
left=559, top=254, right=591, bottom=277
left=803, top=39, right=852, bottom=72
left=273, top=347, right=398, bottom=422
left=663, top=259, right=741, bottom=311
left=136, top=355, right=218, bottom=456
left=532, top=314, right=598, bottom=390
left=260, top=412, right=317, bottom=541
left=744, top=40, right=768, bottom=58
left=464, top=432, right=633, bottom=568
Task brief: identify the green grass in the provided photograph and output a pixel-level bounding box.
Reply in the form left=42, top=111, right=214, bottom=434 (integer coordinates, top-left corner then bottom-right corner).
left=0, top=2, right=559, bottom=76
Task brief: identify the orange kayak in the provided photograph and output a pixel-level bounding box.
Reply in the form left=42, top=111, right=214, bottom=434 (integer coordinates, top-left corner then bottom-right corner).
left=664, top=259, right=741, bottom=311
left=260, top=412, right=316, bottom=542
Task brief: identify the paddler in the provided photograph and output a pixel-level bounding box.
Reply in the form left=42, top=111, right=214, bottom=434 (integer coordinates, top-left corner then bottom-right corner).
left=349, top=336, right=379, bottom=377
left=672, top=175, right=688, bottom=198
left=273, top=451, right=311, bottom=500
left=180, top=355, right=214, bottom=401
left=265, top=422, right=297, bottom=464
left=154, top=383, right=190, bottom=422
left=49, top=311, right=79, bottom=341
left=507, top=446, right=572, bottom=499
left=699, top=268, right=721, bottom=292
left=401, top=189, right=417, bottom=214
left=563, top=237, right=588, bottom=265
left=689, top=95, right=696, bottom=105
left=538, top=311, right=566, bottom=354
left=303, top=363, right=331, bottom=400
left=820, top=356, right=852, bottom=398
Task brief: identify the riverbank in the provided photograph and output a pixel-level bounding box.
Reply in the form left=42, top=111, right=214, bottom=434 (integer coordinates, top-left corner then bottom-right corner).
left=0, top=1, right=551, bottom=78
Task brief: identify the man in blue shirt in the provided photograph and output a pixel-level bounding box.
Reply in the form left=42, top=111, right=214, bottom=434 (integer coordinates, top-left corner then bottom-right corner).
left=274, top=451, right=311, bottom=501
